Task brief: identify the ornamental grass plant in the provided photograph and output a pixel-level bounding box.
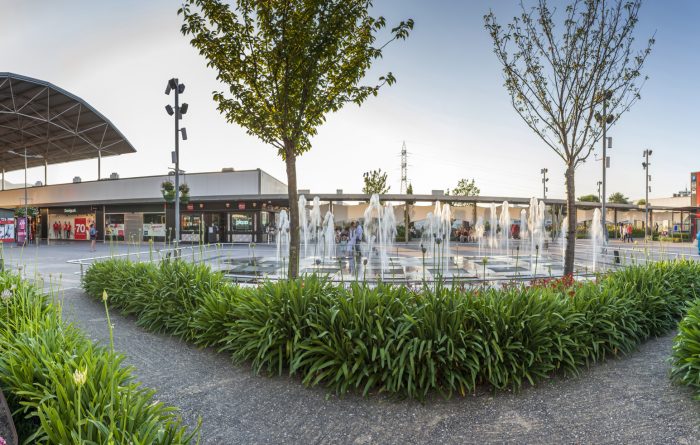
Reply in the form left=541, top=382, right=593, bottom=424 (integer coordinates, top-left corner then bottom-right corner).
left=671, top=298, right=700, bottom=399
left=83, top=259, right=700, bottom=400
left=0, top=272, right=197, bottom=444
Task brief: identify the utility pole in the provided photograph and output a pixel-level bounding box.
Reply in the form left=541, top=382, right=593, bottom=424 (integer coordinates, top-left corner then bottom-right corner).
left=165, top=78, right=188, bottom=251
left=400, top=141, right=408, bottom=194
left=643, top=149, right=652, bottom=239
left=540, top=168, right=549, bottom=200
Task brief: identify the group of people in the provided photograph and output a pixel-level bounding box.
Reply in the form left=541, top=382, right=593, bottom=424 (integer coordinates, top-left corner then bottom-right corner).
left=52, top=221, right=72, bottom=239
left=618, top=223, right=635, bottom=242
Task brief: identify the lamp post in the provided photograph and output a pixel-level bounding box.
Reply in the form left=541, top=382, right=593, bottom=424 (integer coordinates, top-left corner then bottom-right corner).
left=540, top=168, right=549, bottom=200
left=8, top=148, right=44, bottom=245
left=643, top=149, right=652, bottom=239
left=165, top=78, right=188, bottom=250
left=595, top=90, right=614, bottom=241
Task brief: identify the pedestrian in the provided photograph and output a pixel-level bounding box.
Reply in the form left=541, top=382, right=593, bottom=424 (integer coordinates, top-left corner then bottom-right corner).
left=626, top=224, right=633, bottom=243
left=89, top=223, right=97, bottom=251
left=696, top=229, right=700, bottom=256
left=347, top=221, right=357, bottom=273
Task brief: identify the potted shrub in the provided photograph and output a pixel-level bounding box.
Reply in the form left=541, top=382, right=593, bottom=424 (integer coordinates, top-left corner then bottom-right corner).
left=179, top=183, right=190, bottom=204
left=161, top=181, right=175, bottom=202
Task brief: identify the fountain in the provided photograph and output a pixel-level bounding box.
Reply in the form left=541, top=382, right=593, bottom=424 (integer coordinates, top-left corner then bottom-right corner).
left=475, top=216, right=485, bottom=256
left=309, top=197, right=322, bottom=258
left=560, top=216, right=568, bottom=270
left=591, top=208, right=605, bottom=272
left=276, top=210, right=290, bottom=263
left=321, top=211, right=335, bottom=265
left=489, top=203, right=498, bottom=254
left=298, top=195, right=309, bottom=259
left=499, top=201, right=511, bottom=254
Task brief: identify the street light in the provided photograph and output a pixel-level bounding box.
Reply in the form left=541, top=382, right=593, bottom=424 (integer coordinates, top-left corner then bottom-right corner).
left=165, top=78, right=189, bottom=250
left=643, top=149, right=653, bottom=239
left=540, top=168, right=549, bottom=200
left=595, top=90, right=615, bottom=241
left=8, top=148, right=43, bottom=245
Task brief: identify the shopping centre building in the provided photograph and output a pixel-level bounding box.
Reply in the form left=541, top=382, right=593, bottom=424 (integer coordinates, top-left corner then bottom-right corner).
left=1, top=72, right=698, bottom=244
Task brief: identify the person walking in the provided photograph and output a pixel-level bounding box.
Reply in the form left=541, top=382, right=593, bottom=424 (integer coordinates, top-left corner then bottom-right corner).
left=89, top=223, right=97, bottom=251
left=626, top=224, right=633, bottom=243
left=696, top=229, right=700, bottom=256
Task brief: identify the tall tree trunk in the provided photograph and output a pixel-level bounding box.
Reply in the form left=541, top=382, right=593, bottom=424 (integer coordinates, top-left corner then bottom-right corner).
left=564, top=163, right=576, bottom=275
left=284, top=141, right=300, bottom=278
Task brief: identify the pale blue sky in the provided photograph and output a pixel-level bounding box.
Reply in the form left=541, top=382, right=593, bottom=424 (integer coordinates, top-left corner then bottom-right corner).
left=1, top=0, right=698, bottom=201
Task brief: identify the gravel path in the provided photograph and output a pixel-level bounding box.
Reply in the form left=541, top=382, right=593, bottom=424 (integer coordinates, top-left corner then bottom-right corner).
left=59, top=288, right=700, bottom=444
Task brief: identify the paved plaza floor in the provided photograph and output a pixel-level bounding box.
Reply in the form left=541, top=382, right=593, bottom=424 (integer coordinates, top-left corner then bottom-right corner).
left=3, top=241, right=700, bottom=443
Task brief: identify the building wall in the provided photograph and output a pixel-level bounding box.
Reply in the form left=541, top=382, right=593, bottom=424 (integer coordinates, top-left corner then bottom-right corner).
left=0, top=170, right=277, bottom=207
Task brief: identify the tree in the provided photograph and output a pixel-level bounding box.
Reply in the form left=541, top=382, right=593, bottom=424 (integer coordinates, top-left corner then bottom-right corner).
left=362, top=168, right=390, bottom=195
left=578, top=194, right=600, bottom=203
left=446, top=178, right=480, bottom=205
left=608, top=192, right=629, bottom=204
left=406, top=182, right=413, bottom=195
left=485, top=0, right=653, bottom=274
left=636, top=198, right=646, bottom=205
left=180, top=0, right=412, bottom=278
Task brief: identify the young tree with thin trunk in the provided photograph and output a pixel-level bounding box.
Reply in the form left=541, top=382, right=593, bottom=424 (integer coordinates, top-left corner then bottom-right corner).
left=362, top=168, right=390, bottom=195
left=485, top=0, right=653, bottom=274
left=180, top=0, right=412, bottom=278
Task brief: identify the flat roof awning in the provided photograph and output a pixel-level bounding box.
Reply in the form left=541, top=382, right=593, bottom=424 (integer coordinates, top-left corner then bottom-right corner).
left=0, top=72, right=135, bottom=172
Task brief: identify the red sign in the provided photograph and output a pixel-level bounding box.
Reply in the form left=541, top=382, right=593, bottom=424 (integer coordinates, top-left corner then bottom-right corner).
left=238, top=202, right=245, bottom=210
left=74, top=217, right=88, bottom=240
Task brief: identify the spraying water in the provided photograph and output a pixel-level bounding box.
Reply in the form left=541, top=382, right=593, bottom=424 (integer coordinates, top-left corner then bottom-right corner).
left=560, top=216, right=568, bottom=271
left=276, top=210, right=290, bottom=263
left=591, top=208, right=605, bottom=272
left=363, top=194, right=384, bottom=279
left=309, top=197, right=322, bottom=258
left=489, top=203, right=498, bottom=254
left=381, top=202, right=397, bottom=272
left=321, top=211, right=335, bottom=265
left=499, top=201, right=511, bottom=254
left=298, top=195, right=308, bottom=259
left=475, top=216, right=485, bottom=256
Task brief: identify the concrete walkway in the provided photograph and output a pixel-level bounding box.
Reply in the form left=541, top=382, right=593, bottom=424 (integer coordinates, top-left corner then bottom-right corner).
left=60, top=287, right=700, bottom=444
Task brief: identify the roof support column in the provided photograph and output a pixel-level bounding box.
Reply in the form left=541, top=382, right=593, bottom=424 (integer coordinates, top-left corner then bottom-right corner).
left=44, top=160, right=48, bottom=186
left=97, top=149, right=102, bottom=180
left=1, top=169, right=4, bottom=191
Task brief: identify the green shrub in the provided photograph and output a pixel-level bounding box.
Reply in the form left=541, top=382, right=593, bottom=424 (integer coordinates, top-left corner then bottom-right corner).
left=0, top=273, right=197, bottom=444
left=671, top=299, right=700, bottom=399
left=82, top=258, right=700, bottom=400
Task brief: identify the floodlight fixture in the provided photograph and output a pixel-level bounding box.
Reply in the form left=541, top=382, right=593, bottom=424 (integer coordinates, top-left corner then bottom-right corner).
left=165, top=105, right=174, bottom=116
left=180, top=103, right=188, bottom=115
left=178, top=83, right=185, bottom=94
left=180, top=128, right=188, bottom=140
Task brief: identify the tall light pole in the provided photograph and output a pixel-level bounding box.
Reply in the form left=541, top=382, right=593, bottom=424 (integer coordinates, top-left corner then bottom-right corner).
left=540, top=168, right=549, bottom=200
left=595, top=90, right=614, bottom=240
left=643, top=149, right=652, bottom=239
left=165, top=78, right=188, bottom=250
left=8, top=148, right=44, bottom=245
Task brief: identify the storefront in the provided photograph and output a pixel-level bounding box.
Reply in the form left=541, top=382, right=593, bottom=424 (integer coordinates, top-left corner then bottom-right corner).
left=47, top=207, right=95, bottom=241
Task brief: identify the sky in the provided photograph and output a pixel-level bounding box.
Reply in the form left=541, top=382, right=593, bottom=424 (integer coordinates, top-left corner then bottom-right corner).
left=1, top=0, right=698, bottom=202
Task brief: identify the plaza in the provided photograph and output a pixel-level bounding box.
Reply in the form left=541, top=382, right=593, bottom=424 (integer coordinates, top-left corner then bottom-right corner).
left=3, top=1, right=700, bottom=444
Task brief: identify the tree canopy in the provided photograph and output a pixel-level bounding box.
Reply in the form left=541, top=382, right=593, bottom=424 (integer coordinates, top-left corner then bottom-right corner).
left=446, top=178, right=480, bottom=206
left=362, top=168, right=390, bottom=195
left=608, top=192, right=630, bottom=204
left=578, top=194, right=600, bottom=203
left=179, top=0, right=412, bottom=277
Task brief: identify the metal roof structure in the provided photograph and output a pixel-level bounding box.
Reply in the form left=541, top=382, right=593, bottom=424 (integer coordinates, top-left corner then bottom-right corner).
left=0, top=72, right=135, bottom=172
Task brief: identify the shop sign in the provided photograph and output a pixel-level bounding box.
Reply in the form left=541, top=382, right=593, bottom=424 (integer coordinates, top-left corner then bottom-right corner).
left=64, top=208, right=77, bottom=214
left=143, top=223, right=166, bottom=237
left=0, top=218, right=15, bottom=243
left=74, top=217, right=88, bottom=240
left=238, top=202, right=245, bottom=210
